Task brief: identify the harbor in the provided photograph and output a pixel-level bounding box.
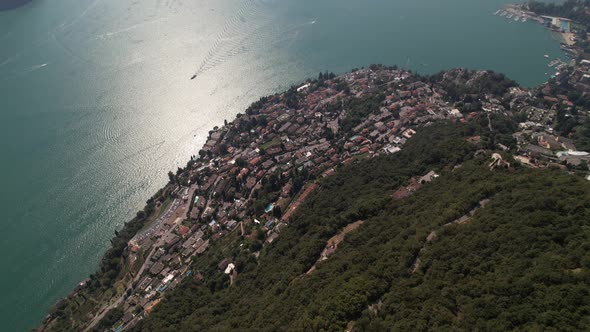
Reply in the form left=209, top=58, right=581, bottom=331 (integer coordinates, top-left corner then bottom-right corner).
left=495, top=4, right=577, bottom=47
left=494, top=3, right=579, bottom=79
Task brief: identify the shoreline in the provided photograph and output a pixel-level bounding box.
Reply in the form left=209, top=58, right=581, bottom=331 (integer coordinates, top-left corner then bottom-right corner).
left=501, top=4, right=578, bottom=48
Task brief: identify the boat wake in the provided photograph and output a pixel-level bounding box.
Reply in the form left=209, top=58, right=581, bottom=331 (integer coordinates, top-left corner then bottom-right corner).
left=190, top=1, right=315, bottom=80
left=23, top=63, right=48, bottom=73
left=95, top=16, right=173, bottom=41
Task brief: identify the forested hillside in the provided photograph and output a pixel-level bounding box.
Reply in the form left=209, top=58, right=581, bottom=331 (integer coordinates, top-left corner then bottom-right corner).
left=132, top=122, right=590, bottom=331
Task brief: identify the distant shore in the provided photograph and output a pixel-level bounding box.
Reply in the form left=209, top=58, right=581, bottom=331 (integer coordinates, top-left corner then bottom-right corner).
left=0, top=0, right=33, bottom=11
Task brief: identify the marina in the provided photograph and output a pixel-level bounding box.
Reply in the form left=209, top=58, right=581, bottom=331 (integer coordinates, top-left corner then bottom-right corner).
left=548, top=59, right=560, bottom=67
left=494, top=3, right=579, bottom=53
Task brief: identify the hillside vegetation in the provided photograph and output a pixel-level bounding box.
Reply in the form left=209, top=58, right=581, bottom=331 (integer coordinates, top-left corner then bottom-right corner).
left=132, top=123, right=590, bottom=331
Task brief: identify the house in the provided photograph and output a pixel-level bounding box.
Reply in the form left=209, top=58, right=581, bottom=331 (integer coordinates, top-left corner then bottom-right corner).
left=249, top=157, right=262, bottom=166
left=149, top=262, right=165, bottom=276
left=383, top=145, right=401, bottom=154
left=537, top=134, right=562, bottom=151
left=218, top=259, right=230, bottom=271
left=262, top=159, right=274, bottom=169
left=489, top=153, right=511, bottom=170
left=209, top=219, right=219, bottom=230
left=369, top=130, right=380, bottom=139
left=163, top=234, right=180, bottom=249
left=245, top=176, right=257, bottom=190
left=514, top=155, right=535, bottom=167
left=281, top=183, right=293, bottom=197
left=266, top=232, right=279, bottom=244
left=402, top=128, right=416, bottom=139
left=419, top=171, right=439, bottom=184
left=264, top=219, right=275, bottom=230
left=178, top=226, right=189, bottom=237
left=213, top=178, right=229, bottom=197
left=237, top=168, right=249, bottom=180
left=138, top=276, right=153, bottom=291
left=522, top=144, right=554, bottom=158
left=122, top=312, right=135, bottom=324
left=297, top=84, right=310, bottom=92
left=225, top=219, right=238, bottom=230
left=224, top=263, right=236, bottom=275
left=195, top=240, right=210, bottom=254
left=449, top=109, right=463, bottom=118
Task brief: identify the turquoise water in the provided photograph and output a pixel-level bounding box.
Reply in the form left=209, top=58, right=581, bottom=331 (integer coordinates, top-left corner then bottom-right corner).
left=265, top=203, right=274, bottom=213
left=0, top=0, right=565, bottom=330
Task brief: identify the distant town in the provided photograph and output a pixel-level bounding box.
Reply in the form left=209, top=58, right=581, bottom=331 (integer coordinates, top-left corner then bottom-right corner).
left=80, top=67, right=459, bottom=331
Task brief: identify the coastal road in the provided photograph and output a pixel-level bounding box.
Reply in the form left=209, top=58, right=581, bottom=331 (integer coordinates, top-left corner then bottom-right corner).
left=82, top=294, right=126, bottom=332
left=82, top=211, right=185, bottom=331
left=83, top=184, right=199, bottom=331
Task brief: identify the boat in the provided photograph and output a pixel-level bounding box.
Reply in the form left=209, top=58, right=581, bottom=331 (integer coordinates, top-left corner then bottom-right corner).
left=514, top=16, right=519, bottom=21
left=544, top=54, right=549, bottom=58
left=191, top=74, right=197, bottom=80
left=500, top=11, right=507, bottom=17
left=507, top=14, right=513, bottom=19
left=494, top=10, right=500, bottom=15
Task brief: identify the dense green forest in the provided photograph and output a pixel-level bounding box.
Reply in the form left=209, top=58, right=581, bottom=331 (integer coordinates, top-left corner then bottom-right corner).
left=132, top=123, right=590, bottom=331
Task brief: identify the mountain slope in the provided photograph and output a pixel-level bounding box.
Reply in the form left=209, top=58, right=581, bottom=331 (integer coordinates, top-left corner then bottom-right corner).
left=133, top=123, right=590, bottom=331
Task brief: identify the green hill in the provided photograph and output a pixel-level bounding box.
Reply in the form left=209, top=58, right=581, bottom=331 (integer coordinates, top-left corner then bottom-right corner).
left=132, top=123, right=590, bottom=331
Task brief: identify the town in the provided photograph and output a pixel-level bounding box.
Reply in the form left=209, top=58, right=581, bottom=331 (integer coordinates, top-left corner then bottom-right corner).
left=97, top=67, right=459, bottom=331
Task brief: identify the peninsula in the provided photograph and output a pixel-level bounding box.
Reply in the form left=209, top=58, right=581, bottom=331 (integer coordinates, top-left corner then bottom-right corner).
left=36, top=58, right=590, bottom=331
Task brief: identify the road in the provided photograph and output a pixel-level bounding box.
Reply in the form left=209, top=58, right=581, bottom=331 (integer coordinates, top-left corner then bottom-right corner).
left=83, top=221, right=179, bottom=332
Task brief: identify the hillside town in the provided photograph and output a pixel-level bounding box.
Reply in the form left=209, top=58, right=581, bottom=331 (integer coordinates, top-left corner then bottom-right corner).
left=39, top=58, right=590, bottom=331
left=100, top=67, right=460, bottom=331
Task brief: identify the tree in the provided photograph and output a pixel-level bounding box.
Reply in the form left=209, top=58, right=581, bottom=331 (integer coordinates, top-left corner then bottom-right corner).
left=235, top=158, right=247, bottom=168
left=273, top=205, right=283, bottom=218
left=249, top=240, right=263, bottom=252
left=136, top=210, right=146, bottom=220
